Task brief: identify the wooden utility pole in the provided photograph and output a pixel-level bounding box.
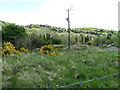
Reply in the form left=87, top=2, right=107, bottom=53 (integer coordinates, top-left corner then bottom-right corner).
left=66, top=9, right=71, bottom=49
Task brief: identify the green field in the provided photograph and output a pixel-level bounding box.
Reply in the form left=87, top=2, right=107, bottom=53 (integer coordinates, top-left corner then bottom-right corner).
left=0, top=20, right=119, bottom=88
left=2, top=45, right=119, bottom=88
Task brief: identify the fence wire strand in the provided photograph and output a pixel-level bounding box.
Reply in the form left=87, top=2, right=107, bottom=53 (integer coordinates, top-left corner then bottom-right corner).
left=55, top=73, right=120, bottom=88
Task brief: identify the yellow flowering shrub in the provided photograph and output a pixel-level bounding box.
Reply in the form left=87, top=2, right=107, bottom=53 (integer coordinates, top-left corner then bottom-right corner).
left=2, top=42, right=20, bottom=56
left=20, top=48, right=29, bottom=52
left=115, top=54, right=120, bottom=58
left=39, top=45, right=60, bottom=56
left=0, top=47, right=2, bottom=55
left=1, top=42, right=29, bottom=56
left=40, top=45, right=53, bottom=54
left=0, top=47, right=2, bottom=49
left=49, top=52, right=60, bottom=56
left=56, top=48, right=61, bottom=51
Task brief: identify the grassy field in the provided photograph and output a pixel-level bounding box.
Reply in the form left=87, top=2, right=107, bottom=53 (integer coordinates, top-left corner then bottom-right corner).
left=2, top=45, right=119, bottom=88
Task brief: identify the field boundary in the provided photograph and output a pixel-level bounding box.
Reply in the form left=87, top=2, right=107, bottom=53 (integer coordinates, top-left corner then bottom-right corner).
left=55, top=73, right=120, bottom=88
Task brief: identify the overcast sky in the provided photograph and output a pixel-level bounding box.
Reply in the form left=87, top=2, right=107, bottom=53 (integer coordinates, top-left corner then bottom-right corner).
left=0, top=0, right=119, bottom=30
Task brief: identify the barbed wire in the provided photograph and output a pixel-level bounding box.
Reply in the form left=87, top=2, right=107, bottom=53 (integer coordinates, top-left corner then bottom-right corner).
left=55, top=73, right=120, bottom=88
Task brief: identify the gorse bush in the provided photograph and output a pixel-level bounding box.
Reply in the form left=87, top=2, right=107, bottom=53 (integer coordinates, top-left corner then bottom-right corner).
left=1, top=42, right=61, bottom=57
left=2, top=42, right=20, bottom=56
left=39, top=45, right=60, bottom=56
left=20, top=48, right=29, bottom=53
left=1, top=42, right=28, bottom=56
left=40, top=45, right=53, bottom=54
left=115, top=54, right=120, bottom=58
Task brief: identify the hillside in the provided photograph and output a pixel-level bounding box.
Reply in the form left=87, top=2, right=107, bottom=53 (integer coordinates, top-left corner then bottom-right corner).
left=0, top=20, right=119, bottom=49
left=1, top=20, right=119, bottom=88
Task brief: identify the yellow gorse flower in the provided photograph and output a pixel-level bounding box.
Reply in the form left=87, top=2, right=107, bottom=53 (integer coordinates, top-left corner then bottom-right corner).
left=20, top=48, right=29, bottom=52
left=115, top=54, right=120, bottom=58
left=0, top=47, right=2, bottom=49
left=39, top=45, right=60, bottom=56
left=2, top=42, right=28, bottom=56
left=56, top=48, right=61, bottom=51
left=2, top=42, right=20, bottom=56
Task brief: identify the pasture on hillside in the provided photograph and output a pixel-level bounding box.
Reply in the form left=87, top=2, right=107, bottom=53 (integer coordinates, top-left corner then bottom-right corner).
left=0, top=21, right=120, bottom=88
left=2, top=45, right=119, bottom=88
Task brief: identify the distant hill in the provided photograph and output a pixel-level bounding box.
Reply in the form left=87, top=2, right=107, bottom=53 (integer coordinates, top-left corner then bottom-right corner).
left=1, top=20, right=119, bottom=48
left=0, top=20, right=117, bottom=35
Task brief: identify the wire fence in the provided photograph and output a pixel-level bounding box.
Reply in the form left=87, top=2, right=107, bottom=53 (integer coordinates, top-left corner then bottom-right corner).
left=55, top=73, right=120, bottom=88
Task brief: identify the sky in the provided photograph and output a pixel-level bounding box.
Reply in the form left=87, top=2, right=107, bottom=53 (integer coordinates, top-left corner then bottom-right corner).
left=0, top=0, right=119, bottom=31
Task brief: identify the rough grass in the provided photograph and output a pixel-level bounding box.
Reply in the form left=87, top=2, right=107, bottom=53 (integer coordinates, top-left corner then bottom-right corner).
left=2, top=46, right=119, bottom=88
